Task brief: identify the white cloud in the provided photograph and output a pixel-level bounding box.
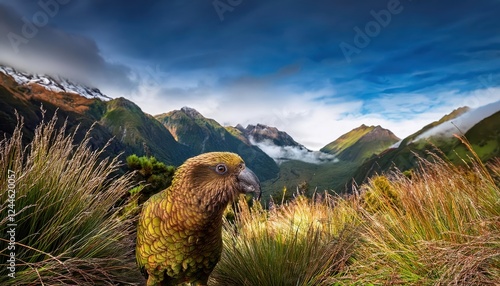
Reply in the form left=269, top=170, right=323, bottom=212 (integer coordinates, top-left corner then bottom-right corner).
left=249, top=137, right=337, bottom=165
left=414, top=99, right=500, bottom=141
left=100, top=67, right=500, bottom=151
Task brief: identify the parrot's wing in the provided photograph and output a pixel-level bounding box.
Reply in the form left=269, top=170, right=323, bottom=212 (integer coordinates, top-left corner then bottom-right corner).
left=136, top=193, right=170, bottom=279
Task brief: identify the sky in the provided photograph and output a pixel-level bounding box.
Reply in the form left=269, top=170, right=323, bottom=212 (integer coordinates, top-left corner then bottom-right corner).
left=0, top=0, right=499, bottom=150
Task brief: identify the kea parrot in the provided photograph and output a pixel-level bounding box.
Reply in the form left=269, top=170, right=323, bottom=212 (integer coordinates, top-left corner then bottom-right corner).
left=136, top=152, right=261, bottom=286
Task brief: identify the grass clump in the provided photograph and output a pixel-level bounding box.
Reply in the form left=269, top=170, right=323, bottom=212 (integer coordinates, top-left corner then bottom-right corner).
left=212, top=194, right=358, bottom=286
left=346, top=153, right=500, bottom=285
left=0, top=114, right=142, bottom=285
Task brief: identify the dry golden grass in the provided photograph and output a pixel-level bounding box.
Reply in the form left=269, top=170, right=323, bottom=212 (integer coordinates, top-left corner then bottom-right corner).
left=213, top=141, right=499, bottom=285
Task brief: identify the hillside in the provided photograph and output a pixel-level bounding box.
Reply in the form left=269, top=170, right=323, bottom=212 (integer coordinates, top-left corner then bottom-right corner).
left=399, top=106, right=470, bottom=147
left=155, top=107, right=279, bottom=181
left=0, top=70, right=116, bottom=150
left=100, top=98, right=193, bottom=165
left=262, top=160, right=359, bottom=200
left=321, top=125, right=400, bottom=163
left=448, top=110, right=500, bottom=162
left=353, top=107, right=500, bottom=186
left=0, top=69, right=192, bottom=166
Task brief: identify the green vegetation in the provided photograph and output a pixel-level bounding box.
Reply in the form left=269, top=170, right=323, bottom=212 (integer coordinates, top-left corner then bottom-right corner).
left=126, top=154, right=175, bottom=199
left=355, top=111, right=500, bottom=184
left=400, top=106, right=470, bottom=147
left=101, top=98, right=192, bottom=166
left=0, top=115, right=142, bottom=285
left=449, top=111, right=500, bottom=163
left=123, top=154, right=175, bottom=217
left=263, top=160, right=359, bottom=200
left=212, top=196, right=358, bottom=286
left=321, top=124, right=376, bottom=154
left=214, top=146, right=500, bottom=285
left=321, top=124, right=399, bottom=163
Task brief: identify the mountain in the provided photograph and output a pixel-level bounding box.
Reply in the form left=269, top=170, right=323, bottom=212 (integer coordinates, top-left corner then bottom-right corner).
left=236, top=124, right=306, bottom=148
left=321, top=125, right=400, bottom=163
left=0, top=67, right=109, bottom=143
left=0, top=66, right=111, bottom=101
left=0, top=67, right=192, bottom=166
left=398, top=106, right=470, bottom=147
left=100, top=98, right=193, bottom=165
left=2, top=64, right=498, bottom=196
left=353, top=104, right=500, bottom=185
left=261, top=125, right=398, bottom=198
left=229, top=124, right=336, bottom=164
left=155, top=107, right=279, bottom=181
left=411, top=103, right=497, bottom=143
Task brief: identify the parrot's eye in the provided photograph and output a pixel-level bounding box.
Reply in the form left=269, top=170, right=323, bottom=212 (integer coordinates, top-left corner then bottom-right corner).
left=215, top=164, right=228, bottom=175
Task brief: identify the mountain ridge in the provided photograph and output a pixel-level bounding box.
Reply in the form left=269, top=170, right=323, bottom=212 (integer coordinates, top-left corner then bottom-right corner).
left=321, top=124, right=400, bottom=163
left=0, top=69, right=192, bottom=167
left=237, top=124, right=307, bottom=149
left=352, top=105, right=500, bottom=187
left=229, top=123, right=336, bottom=165
left=0, top=65, right=111, bottom=101
left=1, top=64, right=498, bottom=196
left=155, top=108, right=280, bottom=181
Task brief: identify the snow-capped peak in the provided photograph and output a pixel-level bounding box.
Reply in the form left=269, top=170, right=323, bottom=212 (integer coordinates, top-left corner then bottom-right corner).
left=0, top=65, right=111, bottom=101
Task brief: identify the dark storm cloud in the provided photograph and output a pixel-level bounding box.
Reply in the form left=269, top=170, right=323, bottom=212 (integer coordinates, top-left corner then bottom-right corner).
left=0, top=0, right=498, bottom=148
left=0, top=0, right=498, bottom=105
left=0, top=2, right=134, bottom=92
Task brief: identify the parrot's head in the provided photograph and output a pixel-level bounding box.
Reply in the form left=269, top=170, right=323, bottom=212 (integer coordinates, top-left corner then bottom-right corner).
left=175, top=152, right=261, bottom=207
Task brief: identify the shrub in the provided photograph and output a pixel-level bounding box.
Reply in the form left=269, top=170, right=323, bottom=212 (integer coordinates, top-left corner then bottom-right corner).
left=126, top=154, right=175, bottom=204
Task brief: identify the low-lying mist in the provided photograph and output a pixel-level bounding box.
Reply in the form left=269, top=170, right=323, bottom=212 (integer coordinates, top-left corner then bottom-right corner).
left=250, top=137, right=338, bottom=164
left=414, top=100, right=499, bottom=141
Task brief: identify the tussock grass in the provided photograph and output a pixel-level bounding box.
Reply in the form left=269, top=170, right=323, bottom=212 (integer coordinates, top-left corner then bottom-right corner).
left=213, top=141, right=499, bottom=285
left=0, top=114, right=142, bottom=285
left=211, top=194, right=358, bottom=286
left=344, top=151, right=500, bottom=285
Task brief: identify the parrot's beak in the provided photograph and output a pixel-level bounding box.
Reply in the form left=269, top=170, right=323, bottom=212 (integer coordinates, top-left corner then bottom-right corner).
left=237, top=167, right=261, bottom=200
